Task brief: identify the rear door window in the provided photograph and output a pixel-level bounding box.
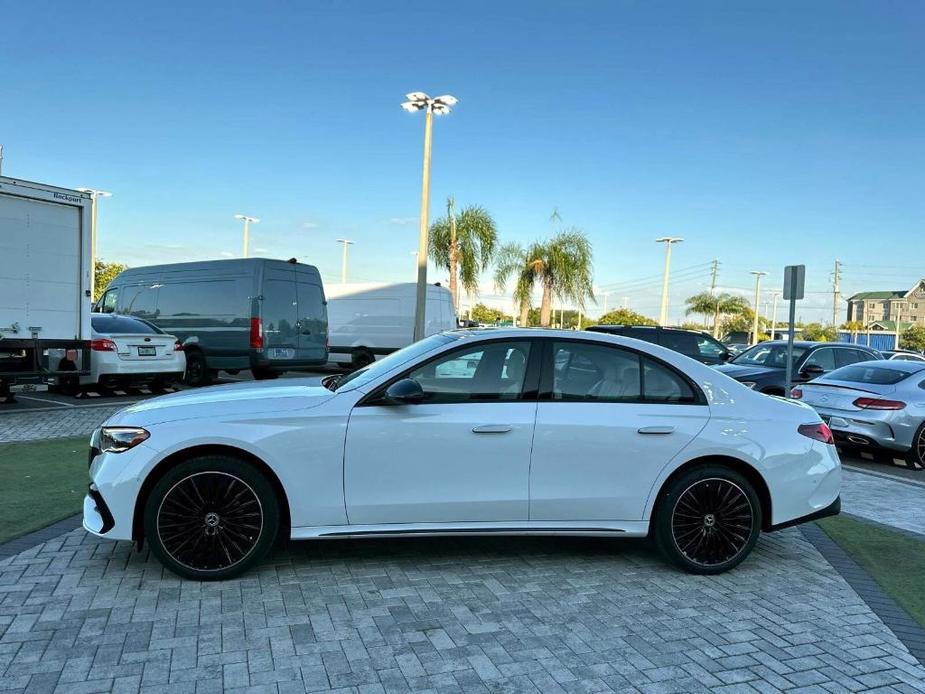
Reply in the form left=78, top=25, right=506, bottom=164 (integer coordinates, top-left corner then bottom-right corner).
left=659, top=331, right=700, bottom=357
left=803, top=348, right=836, bottom=372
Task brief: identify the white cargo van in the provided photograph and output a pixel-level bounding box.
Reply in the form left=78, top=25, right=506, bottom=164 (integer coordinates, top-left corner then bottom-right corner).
left=325, top=282, right=457, bottom=369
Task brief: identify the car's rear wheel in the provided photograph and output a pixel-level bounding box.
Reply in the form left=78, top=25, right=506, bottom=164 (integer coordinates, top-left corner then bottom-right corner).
left=906, top=423, right=925, bottom=470
left=351, top=348, right=374, bottom=370
left=143, top=456, right=279, bottom=581
left=654, top=465, right=761, bottom=574
left=184, top=350, right=212, bottom=387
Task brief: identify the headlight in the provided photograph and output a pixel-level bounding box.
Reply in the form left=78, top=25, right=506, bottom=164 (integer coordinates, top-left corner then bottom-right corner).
left=741, top=381, right=758, bottom=389
left=98, top=427, right=149, bottom=453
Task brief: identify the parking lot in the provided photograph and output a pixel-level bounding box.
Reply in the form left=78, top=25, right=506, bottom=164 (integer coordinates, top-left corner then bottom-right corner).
left=2, top=380, right=925, bottom=692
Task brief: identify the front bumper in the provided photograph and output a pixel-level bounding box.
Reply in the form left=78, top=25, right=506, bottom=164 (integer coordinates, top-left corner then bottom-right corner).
left=85, top=439, right=158, bottom=541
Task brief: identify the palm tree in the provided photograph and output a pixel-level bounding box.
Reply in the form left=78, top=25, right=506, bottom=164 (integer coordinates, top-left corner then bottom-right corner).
left=495, top=230, right=595, bottom=327
left=429, top=198, right=498, bottom=310
left=494, top=242, right=533, bottom=325
left=685, top=292, right=750, bottom=338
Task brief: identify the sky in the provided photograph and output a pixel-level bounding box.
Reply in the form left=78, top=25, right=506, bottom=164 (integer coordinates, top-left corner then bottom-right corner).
left=3, top=0, right=924, bottom=323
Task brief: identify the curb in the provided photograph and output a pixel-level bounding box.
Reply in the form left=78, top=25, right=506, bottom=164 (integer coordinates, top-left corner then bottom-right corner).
left=801, top=522, right=925, bottom=666
left=0, top=514, right=83, bottom=559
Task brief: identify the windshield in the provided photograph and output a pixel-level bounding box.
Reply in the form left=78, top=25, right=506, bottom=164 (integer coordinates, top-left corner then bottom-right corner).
left=333, top=333, right=457, bottom=391
left=91, top=314, right=163, bottom=334
left=732, top=343, right=807, bottom=368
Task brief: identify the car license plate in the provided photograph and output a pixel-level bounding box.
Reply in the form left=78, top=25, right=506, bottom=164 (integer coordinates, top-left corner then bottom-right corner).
left=137, top=346, right=156, bottom=357
left=271, top=348, right=294, bottom=359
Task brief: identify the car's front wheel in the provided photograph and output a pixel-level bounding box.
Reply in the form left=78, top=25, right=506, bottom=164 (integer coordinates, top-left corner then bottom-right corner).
left=654, top=465, right=762, bottom=574
left=143, top=456, right=279, bottom=580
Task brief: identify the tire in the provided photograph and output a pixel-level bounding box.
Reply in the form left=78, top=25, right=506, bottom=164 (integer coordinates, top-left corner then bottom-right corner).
left=653, top=465, right=762, bottom=574
left=184, top=350, right=212, bottom=387
left=905, top=422, right=925, bottom=470
left=143, top=456, right=279, bottom=581
left=252, top=368, right=279, bottom=380
left=351, top=348, right=374, bottom=371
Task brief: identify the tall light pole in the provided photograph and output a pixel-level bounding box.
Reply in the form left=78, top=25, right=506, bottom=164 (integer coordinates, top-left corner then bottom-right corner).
left=656, top=237, right=683, bottom=326
left=401, top=91, right=458, bottom=341
left=750, top=271, right=768, bottom=345
left=336, top=239, right=354, bottom=283
left=76, top=188, right=112, bottom=298
left=770, top=290, right=781, bottom=340
left=235, top=214, right=259, bottom=258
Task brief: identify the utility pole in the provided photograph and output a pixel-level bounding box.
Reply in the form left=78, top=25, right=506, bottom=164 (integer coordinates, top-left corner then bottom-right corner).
left=336, top=239, right=353, bottom=283
left=77, top=188, right=113, bottom=299
left=622, top=296, right=629, bottom=309
left=709, top=258, right=720, bottom=334
left=750, top=271, right=768, bottom=345
left=656, top=237, right=683, bottom=326
left=601, top=292, right=610, bottom=314
left=831, top=259, right=842, bottom=327
left=0, top=144, right=4, bottom=176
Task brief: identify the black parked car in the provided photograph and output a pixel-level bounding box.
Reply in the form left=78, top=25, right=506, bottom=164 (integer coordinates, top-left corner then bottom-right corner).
left=585, top=325, right=732, bottom=365
left=713, top=340, right=883, bottom=395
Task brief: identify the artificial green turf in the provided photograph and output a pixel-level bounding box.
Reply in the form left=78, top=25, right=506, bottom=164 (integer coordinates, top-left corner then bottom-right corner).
left=817, top=514, right=925, bottom=628
left=0, top=436, right=88, bottom=544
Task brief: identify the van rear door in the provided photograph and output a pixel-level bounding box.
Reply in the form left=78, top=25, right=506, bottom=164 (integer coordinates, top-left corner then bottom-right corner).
left=295, top=278, right=326, bottom=364
left=261, top=271, right=299, bottom=361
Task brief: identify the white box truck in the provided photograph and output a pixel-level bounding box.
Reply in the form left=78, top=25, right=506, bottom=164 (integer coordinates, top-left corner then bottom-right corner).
left=0, top=177, right=93, bottom=401
left=325, top=282, right=457, bottom=369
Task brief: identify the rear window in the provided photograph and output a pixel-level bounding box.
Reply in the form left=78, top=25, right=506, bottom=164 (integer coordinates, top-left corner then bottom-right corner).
left=823, top=365, right=913, bottom=385
left=92, top=315, right=162, bottom=335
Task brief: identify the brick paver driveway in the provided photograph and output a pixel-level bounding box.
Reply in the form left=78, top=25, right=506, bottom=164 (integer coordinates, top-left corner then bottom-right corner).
left=2, top=524, right=924, bottom=693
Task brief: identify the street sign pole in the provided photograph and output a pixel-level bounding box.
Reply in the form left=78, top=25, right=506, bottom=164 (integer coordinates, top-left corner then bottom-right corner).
left=783, top=265, right=806, bottom=398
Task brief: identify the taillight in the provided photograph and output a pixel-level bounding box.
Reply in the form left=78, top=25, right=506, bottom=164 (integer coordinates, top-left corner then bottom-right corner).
left=91, top=338, right=116, bottom=352
left=790, top=387, right=803, bottom=399
left=249, top=317, right=264, bottom=349
left=174, top=341, right=183, bottom=352
left=798, top=422, right=834, bottom=445
left=853, top=397, right=906, bottom=410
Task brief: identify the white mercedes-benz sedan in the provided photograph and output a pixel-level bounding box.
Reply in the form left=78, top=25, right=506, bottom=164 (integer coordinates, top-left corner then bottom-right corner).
left=84, top=329, right=841, bottom=580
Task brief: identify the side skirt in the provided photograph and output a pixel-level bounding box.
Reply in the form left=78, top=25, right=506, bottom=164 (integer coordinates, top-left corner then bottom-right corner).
left=290, top=520, right=650, bottom=540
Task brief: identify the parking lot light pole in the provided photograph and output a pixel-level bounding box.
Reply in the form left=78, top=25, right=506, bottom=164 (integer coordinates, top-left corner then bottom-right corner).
left=402, top=92, right=458, bottom=341
left=750, top=271, right=768, bottom=345
left=336, top=239, right=354, bottom=283
left=76, top=188, right=112, bottom=299
left=235, top=214, right=259, bottom=258
left=656, top=237, right=683, bottom=326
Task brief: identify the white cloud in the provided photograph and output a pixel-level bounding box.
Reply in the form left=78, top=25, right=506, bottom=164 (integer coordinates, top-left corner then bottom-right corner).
left=389, top=217, right=417, bottom=226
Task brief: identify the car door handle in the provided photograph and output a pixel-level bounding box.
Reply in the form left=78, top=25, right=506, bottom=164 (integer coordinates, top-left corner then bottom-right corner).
left=472, top=424, right=512, bottom=434
left=637, top=426, right=675, bottom=435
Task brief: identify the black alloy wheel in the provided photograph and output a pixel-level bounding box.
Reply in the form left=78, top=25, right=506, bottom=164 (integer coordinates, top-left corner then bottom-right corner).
left=144, top=456, right=279, bottom=580
left=655, top=466, right=761, bottom=574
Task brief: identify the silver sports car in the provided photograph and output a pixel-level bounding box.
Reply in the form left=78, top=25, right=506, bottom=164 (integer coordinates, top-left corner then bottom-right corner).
left=793, top=360, right=925, bottom=469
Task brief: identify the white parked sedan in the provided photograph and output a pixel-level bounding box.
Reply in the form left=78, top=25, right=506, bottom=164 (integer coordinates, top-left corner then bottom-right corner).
left=84, top=329, right=841, bottom=580
left=85, top=313, right=186, bottom=390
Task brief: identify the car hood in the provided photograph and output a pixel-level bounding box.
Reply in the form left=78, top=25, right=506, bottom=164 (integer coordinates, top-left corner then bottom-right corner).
left=104, top=378, right=337, bottom=427
left=712, top=363, right=780, bottom=381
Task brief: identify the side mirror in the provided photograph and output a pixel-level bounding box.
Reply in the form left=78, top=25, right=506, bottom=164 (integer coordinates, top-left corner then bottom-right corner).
left=800, top=364, right=825, bottom=378
left=722, top=351, right=733, bottom=362
left=384, top=378, right=426, bottom=405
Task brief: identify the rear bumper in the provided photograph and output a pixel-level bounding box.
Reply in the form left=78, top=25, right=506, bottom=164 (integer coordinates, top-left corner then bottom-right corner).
left=815, top=407, right=914, bottom=453
left=767, top=495, right=840, bottom=532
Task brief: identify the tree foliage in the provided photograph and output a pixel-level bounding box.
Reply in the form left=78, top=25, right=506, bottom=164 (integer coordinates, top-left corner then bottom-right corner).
left=469, top=303, right=509, bottom=324
left=429, top=200, right=498, bottom=308
left=801, top=322, right=838, bottom=342
left=685, top=292, right=750, bottom=337
left=900, top=324, right=925, bottom=352
left=596, top=308, right=658, bottom=326
left=94, top=260, right=127, bottom=301
left=494, top=230, right=594, bottom=327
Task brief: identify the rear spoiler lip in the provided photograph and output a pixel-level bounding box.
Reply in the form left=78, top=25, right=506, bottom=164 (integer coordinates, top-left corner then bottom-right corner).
left=804, top=381, right=886, bottom=396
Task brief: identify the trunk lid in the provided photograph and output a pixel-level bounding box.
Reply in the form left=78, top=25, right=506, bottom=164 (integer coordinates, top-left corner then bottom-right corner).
left=107, top=334, right=178, bottom=361
left=799, top=379, right=897, bottom=412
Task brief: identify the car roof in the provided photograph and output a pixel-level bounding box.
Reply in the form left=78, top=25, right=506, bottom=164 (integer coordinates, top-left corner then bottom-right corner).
left=755, top=340, right=876, bottom=349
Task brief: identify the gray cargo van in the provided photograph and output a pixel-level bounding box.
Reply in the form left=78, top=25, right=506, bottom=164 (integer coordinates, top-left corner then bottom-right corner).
left=96, top=258, right=327, bottom=385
